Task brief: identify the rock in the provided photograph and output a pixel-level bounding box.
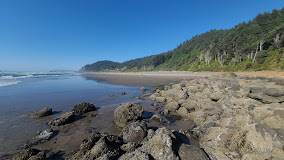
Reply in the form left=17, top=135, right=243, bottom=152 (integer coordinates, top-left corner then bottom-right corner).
left=172, top=84, right=182, bottom=90
left=261, top=115, right=284, bottom=129
left=202, top=88, right=211, bottom=95
left=140, top=87, right=146, bottom=92
left=155, top=97, right=166, bottom=103
left=210, top=92, right=223, bottom=101
left=122, top=121, right=147, bottom=143
left=229, top=124, right=273, bottom=159
left=241, top=154, right=264, bottom=160
left=142, top=93, right=151, bottom=97
left=165, top=101, right=180, bottom=112
left=150, top=114, right=163, bottom=122
left=177, top=107, right=189, bottom=118
left=13, top=148, right=45, bottom=160
left=33, top=108, right=52, bottom=118
left=120, top=142, right=139, bottom=152
left=72, top=102, right=96, bottom=115
left=221, top=72, right=238, bottom=78
left=178, top=144, right=209, bottom=160
left=264, top=88, right=284, bottom=97
left=72, top=132, right=124, bottom=160
left=186, top=86, right=200, bottom=93
left=120, top=92, right=126, bottom=95
left=161, top=109, right=169, bottom=116
left=113, top=103, right=144, bottom=127
left=48, top=111, right=75, bottom=126
left=181, top=100, right=197, bottom=110
left=118, top=150, right=149, bottom=160
left=140, top=127, right=179, bottom=160
left=160, top=88, right=188, bottom=101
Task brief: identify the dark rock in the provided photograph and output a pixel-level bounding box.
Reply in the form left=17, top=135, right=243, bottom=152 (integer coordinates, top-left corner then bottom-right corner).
left=13, top=148, right=45, bottom=160
left=71, top=132, right=124, bottom=160
left=71, top=102, right=96, bottom=115
left=122, top=121, right=147, bottom=143
left=48, top=111, right=75, bottom=126
left=120, top=92, right=126, bottom=95
left=150, top=114, right=163, bottom=122
left=118, top=150, right=150, bottom=160
left=178, top=144, right=209, bottom=160
left=114, top=103, right=144, bottom=127
left=33, top=108, right=52, bottom=118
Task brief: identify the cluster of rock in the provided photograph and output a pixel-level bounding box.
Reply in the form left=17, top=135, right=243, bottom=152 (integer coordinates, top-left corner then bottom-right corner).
left=150, top=76, right=284, bottom=160
left=70, top=102, right=209, bottom=160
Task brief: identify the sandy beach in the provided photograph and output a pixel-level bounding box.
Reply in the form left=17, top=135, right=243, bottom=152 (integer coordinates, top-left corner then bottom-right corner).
left=87, top=71, right=284, bottom=86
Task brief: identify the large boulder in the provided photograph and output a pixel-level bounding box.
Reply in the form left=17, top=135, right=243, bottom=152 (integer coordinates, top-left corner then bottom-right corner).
left=48, top=111, right=75, bottom=126
left=72, top=102, right=96, bottom=115
left=140, top=127, right=179, bottom=160
left=177, top=107, right=189, bottom=118
left=160, top=88, right=188, bottom=101
left=33, top=108, right=52, bottom=118
left=181, top=100, right=197, bottom=111
left=122, top=121, right=147, bottom=143
left=229, top=124, right=273, bottom=159
left=178, top=144, right=209, bottom=160
left=210, top=92, right=223, bottom=101
left=114, top=103, right=144, bottom=127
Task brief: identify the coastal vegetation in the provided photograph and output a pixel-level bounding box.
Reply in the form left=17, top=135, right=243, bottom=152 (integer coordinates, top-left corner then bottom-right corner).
left=80, top=8, right=284, bottom=72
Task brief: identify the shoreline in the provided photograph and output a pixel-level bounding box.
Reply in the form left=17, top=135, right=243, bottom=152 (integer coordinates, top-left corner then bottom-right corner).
left=4, top=71, right=284, bottom=159
left=85, top=70, right=284, bottom=86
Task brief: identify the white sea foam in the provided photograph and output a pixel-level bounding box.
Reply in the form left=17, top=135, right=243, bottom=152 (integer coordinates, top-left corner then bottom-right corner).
left=0, top=81, right=21, bottom=87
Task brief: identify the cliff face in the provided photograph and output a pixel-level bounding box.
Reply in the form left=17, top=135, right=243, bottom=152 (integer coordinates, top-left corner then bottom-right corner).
left=80, top=8, right=284, bottom=72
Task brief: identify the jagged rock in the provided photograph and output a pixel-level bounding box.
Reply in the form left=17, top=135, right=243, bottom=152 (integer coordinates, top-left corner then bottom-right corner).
left=13, top=148, right=45, bottom=160
left=113, top=103, right=144, bottom=127
left=140, top=87, right=146, bottom=92
left=178, top=144, right=209, bottom=160
left=249, top=87, right=284, bottom=103
left=48, top=111, right=75, bottom=126
left=120, top=142, right=139, bottom=152
left=150, top=114, right=163, bottom=122
left=72, top=102, right=96, bottom=115
left=71, top=132, right=124, bottom=160
left=165, top=101, right=180, bottom=112
left=118, top=150, right=149, bottom=160
left=210, top=92, right=223, bottom=101
left=140, top=127, right=179, bottom=160
left=229, top=124, right=273, bottom=159
left=33, top=108, right=52, bottom=118
left=24, top=128, right=54, bottom=148
left=122, top=121, right=147, bottom=143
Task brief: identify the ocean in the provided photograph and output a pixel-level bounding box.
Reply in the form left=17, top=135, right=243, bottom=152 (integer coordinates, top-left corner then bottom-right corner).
left=0, top=71, right=144, bottom=157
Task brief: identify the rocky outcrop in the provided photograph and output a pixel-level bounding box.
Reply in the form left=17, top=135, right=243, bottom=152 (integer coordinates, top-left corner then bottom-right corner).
left=113, top=103, right=144, bottom=127
left=122, top=121, right=147, bottom=143
left=149, top=77, right=284, bottom=160
left=13, top=148, right=45, bottom=160
left=71, top=132, right=124, bottom=160
left=33, top=108, right=52, bottom=118
left=48, top=111, right=75, bottom=126
left=71, top=102, right=96, bottom=115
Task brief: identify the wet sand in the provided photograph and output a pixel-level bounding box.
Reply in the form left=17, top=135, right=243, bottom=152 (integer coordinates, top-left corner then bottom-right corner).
left=87, top=71, right=284, bottom=86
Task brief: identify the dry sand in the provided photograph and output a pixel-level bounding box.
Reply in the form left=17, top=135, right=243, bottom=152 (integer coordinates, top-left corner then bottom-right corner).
left=87, top=71, right=284, bottom=86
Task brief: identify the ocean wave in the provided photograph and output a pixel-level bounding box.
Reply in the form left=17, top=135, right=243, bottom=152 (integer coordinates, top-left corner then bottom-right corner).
left=0, top=80, right=21, bottom=87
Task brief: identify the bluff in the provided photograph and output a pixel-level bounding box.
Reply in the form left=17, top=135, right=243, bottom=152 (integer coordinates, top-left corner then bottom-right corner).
left=80, top=8, right=284, bottom=72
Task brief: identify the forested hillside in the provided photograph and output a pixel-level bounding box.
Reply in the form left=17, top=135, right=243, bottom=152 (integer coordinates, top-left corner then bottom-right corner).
left=80, top=8, right=284, bottom=72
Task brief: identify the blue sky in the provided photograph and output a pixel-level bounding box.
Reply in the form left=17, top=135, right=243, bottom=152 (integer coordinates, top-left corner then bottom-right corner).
left=0, top=0, right=283, bottom=71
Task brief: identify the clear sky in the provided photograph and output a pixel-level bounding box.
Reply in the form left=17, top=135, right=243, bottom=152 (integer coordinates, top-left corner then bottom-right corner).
left=0, top=0, right=283, bottom=71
